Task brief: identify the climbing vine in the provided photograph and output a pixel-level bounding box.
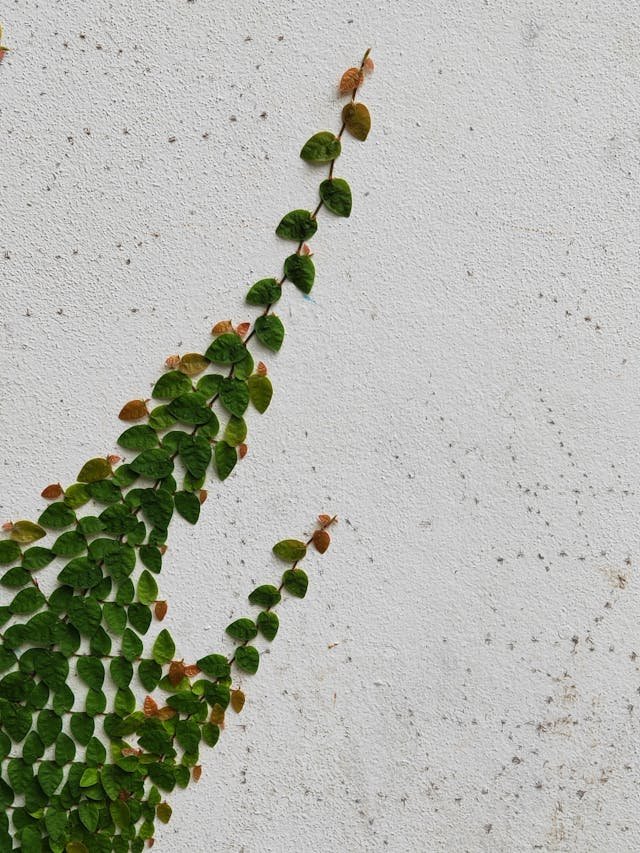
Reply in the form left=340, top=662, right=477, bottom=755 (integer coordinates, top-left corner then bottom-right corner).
left=0, top=49, right=374, bottom=851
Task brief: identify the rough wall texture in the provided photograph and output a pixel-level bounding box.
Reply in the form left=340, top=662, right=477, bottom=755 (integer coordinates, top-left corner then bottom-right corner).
left=2, top=1, right=640, bottom=851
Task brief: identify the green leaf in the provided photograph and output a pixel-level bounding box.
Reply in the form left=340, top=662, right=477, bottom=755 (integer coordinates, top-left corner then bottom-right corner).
left=246, top=278, right=282, bottom=306
left=283, top=568, right=309, bottom=598
left=122, top=628, right=143, bottom=662
left=273, top=539, right=307, bottom=561
left=110, top=656, right=133, bottom=689
left=2, top=703, right=32, bottom=741
left=10, top=521, right=46, bottom=544
left=180, top=435, right=212, bottom=478
left=110, top=798, right=130, bottom=829
left=103, top=602, right=127, bottom=635
left=220, top=377, right=249, bottom=417
left=10, top=587, right=45, bottom=615
left=319, top=177, right=352, bottom=217
left=256, top=610, right=279, bottom=641
left=57, top=556, right=102, bottom=589
left=140, top=544, right=162, bottom=574
left=129, top=602, right=152, bottom=635
left=112, top=463, right=139, bottom=487
left=139, top=488, right=174, bottom=530
left=196, top=373, right=223, bottom=397
left=21, top=547, right=54, bottom=570
left=44, top=806, right=68, bottom=841
left=224, top=416, right=247, bottom=446
left=247, top=375, right=273, bottom=414
left=283, top=253, right=315, bottom=294
left=117, top=424, right=159, bottom=451
left=234, top=349, right=255, bottom=381
left=152, top=629, right=175, bottom=665
left=235, top=646, right=259, bottom=675
left=255, top=315, right=285, bottom=352
left=63, top=482, right=91, bottom=509
left=1, top=566, right=29, bottom=588
left=137, top=570, right=158, bottom=605
left=38, top=760, right=63, bottom=795
left=148, top=404, right=178, bottom=430
left=175, top=720, right=200, bottom=754
left=174, top=490, right=200, bottom=525
left=0, top=540, right=20, bottom=565
left=54, top=732, right=75, bottom=766
left=226, top=618, right=257, bottom=642
left=37, top=710, right=61, bottom=746
left=22, top=731, right=44, bottom=763
left=67, top=596, right=102, bottom=636
left=77, top=457, right=113, bottom=484
left=166, top=691, right=201, bottom=714
left=201, top=723, right=220, bottom=748
left=85, top=687, right=106, bottom=716
left=275, top=209, right=318, bottom=241
left=138, top=659, right=162, bottom=692
left=152, top=370, right=192, bottom=400
left=70, top=713, right=94, bottom=745
left=79, top=767, right=99, bottom=788
left=167, top=392, right=213, bottom=425
left=76, top=516, right=105, bottom=536
left=196, top=653, right=230, bottom=679
left=77, top=655, right=105, bottom=690
left=51, top=531, right=86, bottom=558
left=66, top=842, right=88, bottom=853
left=214, top=441, right=236, bottom=480
left=78, top=801, right=99, bottom=833
left=38, top=501, right=76, bottom=529
left=130, top=448, right=174, bottom=479
left=87, top=478, right=124, bottom=504
left=248, top=584, right=281, bottom=609
left=114, top=687, right=136, bottom=717
left=300, top=131, right=341, bottom=163
left=204, top=333, right=246, bottom=365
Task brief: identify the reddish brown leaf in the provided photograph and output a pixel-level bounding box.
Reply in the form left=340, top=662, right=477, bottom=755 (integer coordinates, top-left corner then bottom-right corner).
left=238, top=443, right=248, bottom=460
left=256, top=361, right=268, bottom=376
left=107, top=455, right=122, bottom=466
left=168, top=661, right=185, bottom=686
left=121, top=747, right=142, bottom=757
left=41, top=483, right=63, bottom=500
left=317, top=514, right=333, bottom=526
left=231, top=689, right=246, bottom=714
left=164, top=354, right=180, bottom=369
left=118, top=399, right=148, bottom=421
left=236, top=322, right=251, bottom=339
left=154, top=600, right=168, bottom=621
left=312, top=529, right=331, bottom=554
left=156, top=706, right=177, bottom=721
left=178, top=353, right=209, bottom=377
left=184, top=664, right=200, bottom=678
left=192, top=765, right=202, bottom=782
left=339, top=67, right=363, bottom=95
left=212, top=320, right=233, bottom=336
left=143, top=696, right=158, bottom=717
left=210, top=704, right=225, bottom=728
left=198, top=490, right=208, bottom=505
left=147, top=840, right=155, bottom=848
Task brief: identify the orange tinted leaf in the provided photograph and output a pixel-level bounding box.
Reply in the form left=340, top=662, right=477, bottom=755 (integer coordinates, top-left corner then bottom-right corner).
left=178, top=353, right=209, bottom=377
left=168, top=661, right=185, bottom=686
left=231, top=689, right=246, bottom=714
left=1, top=522, right=13, bottom=532
left=342, top=102, right=371, bottom=142
left=313, top=529, right=331, bottom=554
left=210, top=704, right=225, bottom=727
left=156, top=707, right=177, bottom=721
left=317, top=514, right=332, bottom=526
left=184, top=664, right=200, bottom=677
left=118, top=399, right=148, bottom=421
left=154, top=600, right=168, bottom=621
left=198, top=490, right=208, bottom=505
left=238, top=443, right=248, bottom=460
left=236, top=322, right=251, bottom=339
left=41, top=483, right=63, bottom=500
left=256, top=361, right=268, bottom=376
left=164, top=354, right=180, bottom=369
left=363, top=56, right=375, bottom=74
left=212, top=320, right=233, bottom=335
left=143, top=696, right=158, bottom=717
left=192, top=765, right=202, bottom=782
left=107, top=454, right=122, bottom=466
left=339, top=67, right=363, bottom=95
left=121, top=747, right=142, bottom=757
left=301, top=243, right=313, bottom=256
left=159, top=545, right=168, bottom=555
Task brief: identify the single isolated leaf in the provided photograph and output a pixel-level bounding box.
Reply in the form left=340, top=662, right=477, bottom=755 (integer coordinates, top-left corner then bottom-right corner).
left=300, top=131, right=341, bottom=163
left=282, top=568, right=309, bottom=598
left=312, top=529, right=331, bottom=554
left=247, top=374, right=273, bottom=414
left=319, top=178, right=352, bottom=217
left=256, top=610, right=279, bottom=641
left=178, top=353, right=209, bottom=376
left=246, top=278, right=281, bottom=306
left=255, top=315, right=285, bottom=352
left=275, top=210, right=318, bottom=242
left=283, top=253, right=315, bottom=294
left=155, top=600, right=168, bottom=621
left=41, top=483, right=63, bottom=500
left=10, top=521, right=46, bottom=544
left=273, top=539, right=307, bottom=562
left=118, top=399, right=148, bottom=421
left=342, top=102, right=371, bottom=142
left=231, top=689, right=245, bottom=714
left=339, top=67, right=364, bottom=95
left=77, top=458, right=112, bottom=484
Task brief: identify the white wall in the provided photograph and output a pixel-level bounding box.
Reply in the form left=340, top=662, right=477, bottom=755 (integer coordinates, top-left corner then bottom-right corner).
left=3, top=1, right=640, bottom=851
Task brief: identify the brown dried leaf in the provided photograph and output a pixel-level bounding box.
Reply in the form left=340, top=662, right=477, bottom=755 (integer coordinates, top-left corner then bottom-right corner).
left=107, top=455, right=122, bottom=466
left=231, top=689, right=246, bottom=714
left=192, top=765, right=202, bottom=782
left=159, top=545, right=168, bottom=555
left=147, top=841, right=155, bottom=849
left=212, top=320, right=233, bottom=336
left=317, top=514, right=332, bottom=526
left=178, top=353, right=209, bottom=377
left=363, top=56, right=375, bottom=74
left=184, top=664, right=200, bottom=678
left=154, top=600, right=168, bottom=621
left=236, top=322, right=251, bottom=339
left=164, top=354, right=180, bottom=369
left=118, top=399, right=148, bottom=421
left=339, top=67, right=363, bottom=95
left=198, top=490, right=208, bottom=505
left=210, top=704, right=225, bottom=728
left=41, top=483, right=63, bottom=500
left=238, top=443, right=248, bottom=460
left=168, top=661, right=185, bottom=686
left=121, top=747, right=142, bottom=757
left=256, top=361, right=268, bottom=376
left=313, top=529, right=331, bottom=554
left=156, top=706, right=177, bottom=721
left=342, top=102, right=371, bottom=142
left=143, top=696, right=158, bottom=717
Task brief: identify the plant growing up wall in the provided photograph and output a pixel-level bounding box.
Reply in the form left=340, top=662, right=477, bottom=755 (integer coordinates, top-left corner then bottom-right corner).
left=0, top=49, right=374, bottom=852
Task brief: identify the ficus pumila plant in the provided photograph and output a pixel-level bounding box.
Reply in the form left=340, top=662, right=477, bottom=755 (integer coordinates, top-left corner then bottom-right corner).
left=0, top=49, right=374, bottom=852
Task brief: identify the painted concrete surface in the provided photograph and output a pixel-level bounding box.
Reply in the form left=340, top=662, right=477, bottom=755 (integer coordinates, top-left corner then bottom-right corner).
left=2, top=1, right=640, bottom=850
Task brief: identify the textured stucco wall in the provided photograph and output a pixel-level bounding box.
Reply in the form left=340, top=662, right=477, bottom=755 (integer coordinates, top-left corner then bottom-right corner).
left=2, top=1, right=640, bottom=851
